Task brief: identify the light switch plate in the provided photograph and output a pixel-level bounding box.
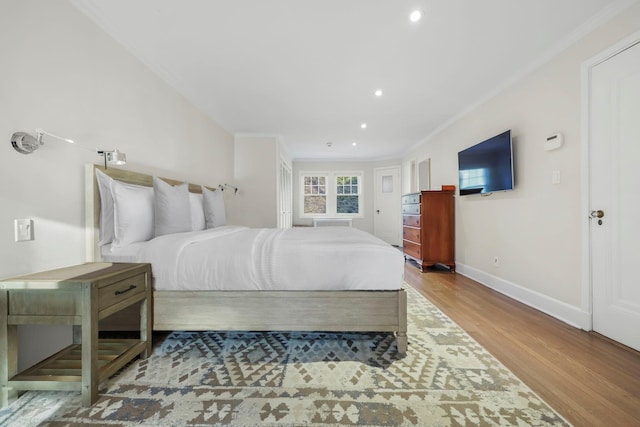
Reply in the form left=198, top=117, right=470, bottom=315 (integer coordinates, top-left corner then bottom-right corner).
left=14, top=219, right=34, bottom=242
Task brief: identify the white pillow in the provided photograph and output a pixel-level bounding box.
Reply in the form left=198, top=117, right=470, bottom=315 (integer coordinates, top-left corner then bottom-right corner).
left=189, top=192, right=206, bottom=231
left=111, top=180, right=154, bottom=247
left=153, top=176, right=191, bottom=237
left=202, top=186, right=226, bottom=228
left=95, top=169, right=115, bottom=245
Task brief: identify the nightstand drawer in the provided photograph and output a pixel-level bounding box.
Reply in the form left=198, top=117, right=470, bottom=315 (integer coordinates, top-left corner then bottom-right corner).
left=98, top=273, right=146, bottom=311
left=7, top=290, right=81, bottom=318
left=403, top=227, right=420, bottom=243
left=403, top=215, right=420, bottom=227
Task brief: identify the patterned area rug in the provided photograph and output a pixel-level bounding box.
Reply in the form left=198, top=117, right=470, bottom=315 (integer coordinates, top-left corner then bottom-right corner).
left=0, top=287, right=569, bottom=426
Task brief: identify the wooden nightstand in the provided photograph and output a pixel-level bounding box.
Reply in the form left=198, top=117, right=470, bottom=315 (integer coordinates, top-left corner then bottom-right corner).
left=0, top=262, right=152, bottom=407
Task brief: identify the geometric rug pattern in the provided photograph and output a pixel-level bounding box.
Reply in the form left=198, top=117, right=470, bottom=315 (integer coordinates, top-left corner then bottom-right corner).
left=0, top=287, right=570, bottom=426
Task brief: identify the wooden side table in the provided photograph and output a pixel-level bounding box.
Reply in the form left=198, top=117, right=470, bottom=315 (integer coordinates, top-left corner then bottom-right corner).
left=0, top=262, right=152, bottom=407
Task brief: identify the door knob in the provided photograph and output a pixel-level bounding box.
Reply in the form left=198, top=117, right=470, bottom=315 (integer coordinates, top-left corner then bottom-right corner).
left=376, top=209, right=380, bottom=214
left=590, top=210, right=604, bottom=219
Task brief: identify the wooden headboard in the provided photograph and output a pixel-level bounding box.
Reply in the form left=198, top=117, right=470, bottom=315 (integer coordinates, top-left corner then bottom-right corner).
left=84, top=164, right=215, bottom=262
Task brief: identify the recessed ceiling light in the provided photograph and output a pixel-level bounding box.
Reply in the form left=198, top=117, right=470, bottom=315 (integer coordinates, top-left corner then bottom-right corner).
left=374, top=89, right=383, bottom=97
left=352, top=142, right=357, bottom=147
left=409, top=9, right=423, bottom=23
left=361, top=123, right=367, bottom=129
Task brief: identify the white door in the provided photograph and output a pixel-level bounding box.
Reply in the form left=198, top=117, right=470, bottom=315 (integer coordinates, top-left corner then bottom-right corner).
left=277, top=159, right=292, bottom=228
left=589, top=39, right=640, bottom=351
left=374, top=166, right=401, bottom=245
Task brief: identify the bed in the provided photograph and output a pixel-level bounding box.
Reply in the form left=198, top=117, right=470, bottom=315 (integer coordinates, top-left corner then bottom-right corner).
left=85, top=164, right=408, bottom=354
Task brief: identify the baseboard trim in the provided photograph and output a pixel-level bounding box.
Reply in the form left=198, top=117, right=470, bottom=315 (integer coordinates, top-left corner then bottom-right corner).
left=456, top=263, right=591, bottom=330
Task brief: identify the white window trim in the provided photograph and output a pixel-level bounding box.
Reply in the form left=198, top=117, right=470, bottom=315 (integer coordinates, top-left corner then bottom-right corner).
left=299, top=171, right=364, bottom=219
left=300, top=172, right=330, bottom=218
left=333, top=172, right=364, bottom=217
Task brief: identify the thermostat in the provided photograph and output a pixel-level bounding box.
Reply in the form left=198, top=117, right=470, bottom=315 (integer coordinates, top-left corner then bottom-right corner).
left=544, top=133, right=563, bottom=151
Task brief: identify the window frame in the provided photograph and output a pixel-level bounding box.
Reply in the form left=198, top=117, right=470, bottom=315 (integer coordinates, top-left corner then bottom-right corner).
left=299, top=171, right=364, bottom=219
left=301, top=173, right=329, bottom=217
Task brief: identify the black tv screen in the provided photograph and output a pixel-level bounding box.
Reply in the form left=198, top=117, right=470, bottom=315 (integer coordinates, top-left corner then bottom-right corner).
left=458, top=130, right=514, bottom=195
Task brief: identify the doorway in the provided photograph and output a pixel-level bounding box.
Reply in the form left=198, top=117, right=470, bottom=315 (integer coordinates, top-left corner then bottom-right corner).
left=585, top=34, right=640, bottom=351
left=373, top=166, right=401, bottom=246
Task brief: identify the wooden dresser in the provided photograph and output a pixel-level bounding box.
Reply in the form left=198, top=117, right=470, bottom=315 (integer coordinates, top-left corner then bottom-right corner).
left=402, top=190, right=455, bottom=272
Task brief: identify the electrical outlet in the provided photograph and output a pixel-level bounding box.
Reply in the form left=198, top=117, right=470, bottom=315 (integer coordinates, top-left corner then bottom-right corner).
left=493, top=256, right=499, bottom=267
left=14, top=219, right=34, bottom=242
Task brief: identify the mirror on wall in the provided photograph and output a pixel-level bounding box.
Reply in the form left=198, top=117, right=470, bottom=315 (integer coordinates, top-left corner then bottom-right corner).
left=418, top=158, right=431, bottom=190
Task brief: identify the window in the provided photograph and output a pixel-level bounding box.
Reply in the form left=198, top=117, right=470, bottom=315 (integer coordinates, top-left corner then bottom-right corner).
left=300, top=172, right=363, bottom=218
left=303, top=175, right=327, bottom=215
left=336, top=175, right=360, bottom=214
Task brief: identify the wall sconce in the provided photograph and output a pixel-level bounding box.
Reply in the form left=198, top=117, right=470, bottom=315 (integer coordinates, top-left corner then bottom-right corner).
left=11, top=128, right=74, bottom=153
left=10, top=129, right=127, bottom=168
left=218, top=183, right=238, bottom=195
left=97, top=149, right=127, bottom=169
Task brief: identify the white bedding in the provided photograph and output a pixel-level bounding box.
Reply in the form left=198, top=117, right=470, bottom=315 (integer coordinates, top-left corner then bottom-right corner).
left=102, top=241, right=148, bottom=262
left=103, top=226, right=404, bottom=291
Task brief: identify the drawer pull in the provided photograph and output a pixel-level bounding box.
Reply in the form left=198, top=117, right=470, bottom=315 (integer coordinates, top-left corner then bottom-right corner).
left=115, top=285, right=137, bottom=296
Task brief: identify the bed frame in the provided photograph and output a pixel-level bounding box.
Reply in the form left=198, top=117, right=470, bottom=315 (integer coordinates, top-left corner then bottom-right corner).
left=85, top=164, right=407, bottom=354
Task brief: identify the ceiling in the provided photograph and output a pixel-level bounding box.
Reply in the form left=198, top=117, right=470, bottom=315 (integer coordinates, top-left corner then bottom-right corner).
left=70, top=0, right=630, bottom=161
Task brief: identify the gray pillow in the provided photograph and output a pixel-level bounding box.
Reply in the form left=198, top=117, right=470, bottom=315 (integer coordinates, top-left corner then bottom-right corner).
left=95, top=169, right=115, bottom=245
left=189, top=192, right=206, bottom=231
left=112, top=180, right=154, bottom=247
left=153, top=176, right=191, bottom=237
left=202, top=186, right=226, bottom=228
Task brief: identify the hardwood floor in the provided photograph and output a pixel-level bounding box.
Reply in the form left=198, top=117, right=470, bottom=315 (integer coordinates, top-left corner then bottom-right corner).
left=404, top=264, right=640, bottom=427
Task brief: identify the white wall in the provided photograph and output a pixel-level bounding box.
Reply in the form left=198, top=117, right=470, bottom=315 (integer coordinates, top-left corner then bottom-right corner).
left=403, top=3, right=640, bottom=327
left=0, top=0, right=233, bottom=369
left=232, top=135, right=291, bottom=228
left=292, top=159, right=401, bottom=233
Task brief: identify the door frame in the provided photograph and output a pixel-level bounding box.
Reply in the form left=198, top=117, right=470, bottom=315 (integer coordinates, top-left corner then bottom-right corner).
left=580, top=30, right=640, bottom=331
left=277, top=157, right=292, bottom=228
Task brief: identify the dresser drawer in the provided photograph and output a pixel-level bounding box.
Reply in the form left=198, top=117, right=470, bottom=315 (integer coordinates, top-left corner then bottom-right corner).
left=403, top=215, right=420, bottom=227
left=98, top=273, right=147, bottom=311
left=403, top=240, right=421, bottom=259
left=403, top=227, right=420, bottom=243
left=402, top=194, right=420, bottom=205
left=401, top=204, right=420, bottom=215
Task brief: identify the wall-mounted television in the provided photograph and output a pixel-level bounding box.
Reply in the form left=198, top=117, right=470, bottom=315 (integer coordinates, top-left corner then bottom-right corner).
left=458, top=130, right=514, bottom=196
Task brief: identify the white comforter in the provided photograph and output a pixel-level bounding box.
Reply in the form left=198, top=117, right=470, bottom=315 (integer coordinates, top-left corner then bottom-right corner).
left=130, top=226, right=404, bottom=291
